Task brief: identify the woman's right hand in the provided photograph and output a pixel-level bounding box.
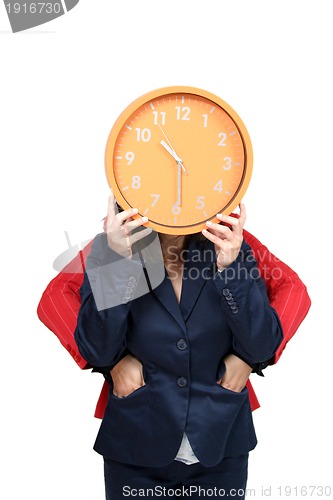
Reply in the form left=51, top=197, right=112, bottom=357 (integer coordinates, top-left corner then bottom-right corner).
left=110, top=354, right=145, bottom=398
left=105, top=191, right=152, bottom=259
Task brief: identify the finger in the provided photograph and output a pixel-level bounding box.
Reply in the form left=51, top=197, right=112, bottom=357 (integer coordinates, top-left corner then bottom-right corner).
left=108, top=207, right=139, bottom=231
left=124, top=216, right=149, bottom=233
left=215, top=213, right=241, bottom=231
left=129, top=227, right=153, bottom=245
left=237, top=202, right=246, bottom=233
left=205, top=221, right=233, bottom=241
left=107, top=190, right=116, bottom=222
left=103, top=216, right=108, bottom=232
left=201, top=228, right=230, bottom=248
left=116, top=207, right=139, bottom=225
left=216, top=206, right=245, bottom=238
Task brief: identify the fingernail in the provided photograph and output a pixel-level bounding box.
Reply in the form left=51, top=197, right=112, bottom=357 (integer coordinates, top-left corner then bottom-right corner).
left=216, top=213, right=223, bottom=219
left=132, top=208, right=139, bottom=213
left=206, top=221, right=213, bottom=226
left=142, top=216, right=148, bottom=222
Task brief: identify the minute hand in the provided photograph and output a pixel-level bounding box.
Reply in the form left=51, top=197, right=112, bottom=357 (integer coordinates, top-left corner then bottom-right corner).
left=160, top=140, right=188, bottom=175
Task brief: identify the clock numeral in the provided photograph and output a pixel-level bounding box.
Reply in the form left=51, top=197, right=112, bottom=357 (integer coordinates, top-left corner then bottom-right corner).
left=125, top=151, right=135, bottom=165
left=217, top=132, right=227, bottom=147
left=135, top=128, right=151, bottom=142
left=175, top=106, right=190, bottom=121
left=196, top=196, right=205, bottom=210
left=213, top=180, right=223, bottom=193
left=131, top=175, right=141, bottom=189
left=152, top=111, right=166, bottom=126
left=202, top=114, right=208, bottom=128
left=222, top=157, right=232, bottom=170
left=172, top=203, right=181, bottom=215
left=150, top=194, right=160, bottom=207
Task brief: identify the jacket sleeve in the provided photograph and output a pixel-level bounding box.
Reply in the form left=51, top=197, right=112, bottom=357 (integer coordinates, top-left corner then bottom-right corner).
left=213, top=239, right=284, bottom=364
left=74, top=233, right=144, bottom=368
left=243, top=229, right=311, bottom=365
left=36, top=241, right=93, bottom=369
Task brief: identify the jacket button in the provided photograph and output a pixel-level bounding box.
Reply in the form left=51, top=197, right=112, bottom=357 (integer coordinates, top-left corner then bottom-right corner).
left=177, top=377, right=187, bottom=387
left=231, top=307, right=239, bottom=314
left=177, top=339, right=187, bottom=350
left=222, top=288, right=230, bottom=296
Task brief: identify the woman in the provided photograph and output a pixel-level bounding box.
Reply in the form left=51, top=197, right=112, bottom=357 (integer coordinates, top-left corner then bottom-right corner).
left=74, top=192, right=283, bottom=499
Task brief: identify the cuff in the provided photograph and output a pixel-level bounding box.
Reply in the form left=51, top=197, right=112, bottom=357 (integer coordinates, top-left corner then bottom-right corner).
left=236, top=354, right=270, bottom=377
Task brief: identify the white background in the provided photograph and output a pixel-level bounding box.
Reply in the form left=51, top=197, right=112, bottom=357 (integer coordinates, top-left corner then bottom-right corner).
left=0, top=1, right=331, bottom=499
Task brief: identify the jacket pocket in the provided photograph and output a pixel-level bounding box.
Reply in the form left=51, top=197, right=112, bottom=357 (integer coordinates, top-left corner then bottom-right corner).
left=215, top=360, right=247, bottom=395
left=109, top=383, right=148, bottom=401
left=215, top=383, right=248, bottom=395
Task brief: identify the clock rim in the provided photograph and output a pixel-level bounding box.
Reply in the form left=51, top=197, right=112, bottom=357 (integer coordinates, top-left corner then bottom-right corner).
left=105, top=86, right=253, bottom=235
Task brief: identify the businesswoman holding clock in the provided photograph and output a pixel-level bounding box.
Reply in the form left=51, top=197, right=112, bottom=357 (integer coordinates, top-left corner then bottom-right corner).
left=74, top=192, right=283, bottom=500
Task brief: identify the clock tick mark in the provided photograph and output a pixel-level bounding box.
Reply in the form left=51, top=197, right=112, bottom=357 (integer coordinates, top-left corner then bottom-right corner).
left=125, top=125, right=132, bottom=130
left=210, top=106, right=215, bottom=114
left=149, top=102, right=155, bottom=110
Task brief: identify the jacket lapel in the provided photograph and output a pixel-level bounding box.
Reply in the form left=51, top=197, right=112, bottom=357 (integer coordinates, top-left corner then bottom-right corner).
left=151, top=268, right=187, bottom=334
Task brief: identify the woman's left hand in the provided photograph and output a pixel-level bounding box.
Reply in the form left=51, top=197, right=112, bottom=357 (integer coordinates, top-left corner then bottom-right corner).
left=202, top=202, right=246, bottom=271
left=218, top=354, right=252, bottom=392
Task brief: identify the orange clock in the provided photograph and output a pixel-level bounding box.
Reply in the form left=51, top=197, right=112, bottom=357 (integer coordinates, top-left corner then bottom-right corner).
left=105, top=86, right=253, bottom=235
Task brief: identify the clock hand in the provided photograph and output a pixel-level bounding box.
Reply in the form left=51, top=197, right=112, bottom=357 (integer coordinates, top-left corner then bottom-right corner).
left=160, top=140, right=183, bottom=205
left=157, top=123, right=189, bottom=175
left=177, top=161, right=182, bottom=206
left=160, top=140, right=188, bottom=175
left=160, top=140, right=181, bottom=162
left=156, top=123, right=176, bottom=152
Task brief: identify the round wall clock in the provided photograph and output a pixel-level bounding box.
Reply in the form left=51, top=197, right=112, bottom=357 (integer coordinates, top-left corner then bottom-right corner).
left=105, top=86, right=253, bottom=235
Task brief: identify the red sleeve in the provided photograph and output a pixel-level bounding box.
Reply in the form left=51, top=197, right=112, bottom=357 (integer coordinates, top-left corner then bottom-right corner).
left=243, top=229, right=311, bottom=363
left=37, top=229, right=311, bottom=417
left=37, top=241, right=93, bottom=369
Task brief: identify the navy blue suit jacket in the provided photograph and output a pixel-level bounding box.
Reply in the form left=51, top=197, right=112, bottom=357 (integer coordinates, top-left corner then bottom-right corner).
left=74, top=233, right=283, bottom=467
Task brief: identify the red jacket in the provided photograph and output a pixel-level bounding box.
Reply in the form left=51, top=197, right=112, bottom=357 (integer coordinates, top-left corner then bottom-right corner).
left=37, top=229, right=311, bottom=418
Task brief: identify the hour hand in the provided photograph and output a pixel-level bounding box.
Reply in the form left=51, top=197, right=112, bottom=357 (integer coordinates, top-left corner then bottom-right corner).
left=160, top=140, right=181, bottom=162
left=160, top=140, right=188, bottom=175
